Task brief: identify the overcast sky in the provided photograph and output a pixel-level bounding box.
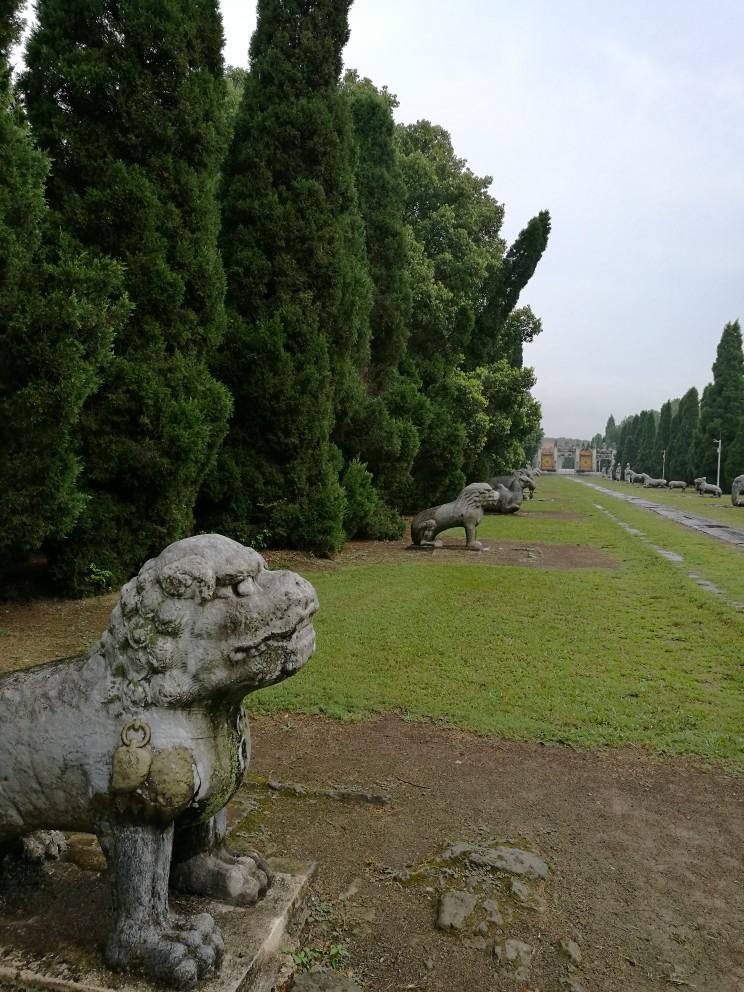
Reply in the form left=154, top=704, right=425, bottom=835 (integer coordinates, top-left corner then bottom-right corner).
left=16, top=2, right=744, bottom=438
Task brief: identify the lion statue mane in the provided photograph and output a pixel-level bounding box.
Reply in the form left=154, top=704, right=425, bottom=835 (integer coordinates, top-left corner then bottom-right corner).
left=410, top=482, right=497, bottom=550
left=0, top=534, right=318, bottom=989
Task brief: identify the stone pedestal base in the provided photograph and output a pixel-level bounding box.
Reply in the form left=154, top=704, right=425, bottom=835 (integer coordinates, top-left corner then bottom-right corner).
left=0, top=846, right=316, bottom=992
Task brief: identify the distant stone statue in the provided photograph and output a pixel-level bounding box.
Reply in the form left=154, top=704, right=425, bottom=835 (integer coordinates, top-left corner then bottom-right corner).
left=0, top=535, right=318, bottom=989
left=732, top=475, right=744, bottom=506
left=486, top=475, right=526, bottom=514
left=668, top=480, right=687, bottom=490
left=614, top=464, right=622, bottom=481
left=488, top=470, right=535, bottom=500
left=643, top=476, right=668, bottom=488
left=410, top=482, right=497, bottom=550
left=694, top=476, right=722, bottom=498
left=623, top=463, right=632, bottom=483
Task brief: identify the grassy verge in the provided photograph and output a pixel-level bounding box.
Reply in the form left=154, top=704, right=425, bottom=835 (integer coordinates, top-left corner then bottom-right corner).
left=254, top=476, right=744, bottom=768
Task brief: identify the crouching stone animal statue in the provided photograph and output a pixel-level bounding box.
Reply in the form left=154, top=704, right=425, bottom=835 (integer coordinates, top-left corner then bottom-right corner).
left=694, top=477, right=722, bottom=498
left=0, top=534, right=318, bottom=989
left=668, top=480, right=687, bottom=490
left=643, top=476, right=668, bottom=488
left=411, top=482, right=497, bottom=550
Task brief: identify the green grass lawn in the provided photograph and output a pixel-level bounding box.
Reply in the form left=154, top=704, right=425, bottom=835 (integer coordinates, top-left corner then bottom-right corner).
left=590, top=475, right=744, bottom=525
left=254, top=476, right=744, bottom=769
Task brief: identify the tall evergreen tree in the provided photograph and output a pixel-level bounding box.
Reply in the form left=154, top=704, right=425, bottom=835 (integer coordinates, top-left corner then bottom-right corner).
left=690, top=321, right=744, bottom=488
left=624, top=414, right=642, bottom=468
left=396, top=120, right=537, bottom=504
left=202, top=0, right=369, bottom=553
left=468, top=211, right=551, bottom=368
left=335, top=72, right=419, bottom=525
left=604, top=414, right=618, bottom=447
left=667, top=387, right=699, bottom=482
left=653, top=400, right=673, bottom=476
left=23, top=0, right=232, bottom=593
left=1, top=5, right=127, bottom=578
left=635, top=410, right=656, bottom=472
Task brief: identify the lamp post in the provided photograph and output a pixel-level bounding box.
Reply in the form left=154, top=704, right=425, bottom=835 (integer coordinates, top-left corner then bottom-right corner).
left=715, top=438, right=722, bottom=489
left=661, top=448, right=666, bottom=480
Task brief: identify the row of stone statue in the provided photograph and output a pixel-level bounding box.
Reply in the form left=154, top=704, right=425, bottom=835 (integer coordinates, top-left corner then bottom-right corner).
left=604, top=463, right=744, bottom=503
left=410, top=467, right=539, bottom=550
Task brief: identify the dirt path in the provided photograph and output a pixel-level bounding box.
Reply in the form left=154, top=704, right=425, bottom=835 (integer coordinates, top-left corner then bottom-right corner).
left=233, top=714, right=744, bottom=992
left=574, top=478, right=744, bottom=550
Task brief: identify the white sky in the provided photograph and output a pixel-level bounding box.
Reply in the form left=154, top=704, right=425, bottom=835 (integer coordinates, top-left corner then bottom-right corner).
left=16, top=1, right=744, bottom=438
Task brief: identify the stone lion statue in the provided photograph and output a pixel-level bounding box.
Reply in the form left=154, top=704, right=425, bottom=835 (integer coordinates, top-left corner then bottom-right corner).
left=410, top=482, right=497, bottom=550
left=0, top=534, right=318, bottom=989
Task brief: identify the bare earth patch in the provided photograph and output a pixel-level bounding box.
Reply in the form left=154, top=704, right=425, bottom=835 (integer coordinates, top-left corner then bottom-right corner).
left=0, top=593, right=117, bottom=675
left=266, top=536, right=618, bottom=572
left=241, top=714, right=743, bottom=992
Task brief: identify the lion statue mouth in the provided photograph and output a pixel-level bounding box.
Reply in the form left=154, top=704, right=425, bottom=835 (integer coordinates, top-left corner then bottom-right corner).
left=228, top=616, right=316, bottom=679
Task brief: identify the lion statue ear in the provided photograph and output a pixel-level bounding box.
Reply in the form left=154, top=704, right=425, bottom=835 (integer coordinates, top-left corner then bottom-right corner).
left=158, top=556, right=216, bottom=602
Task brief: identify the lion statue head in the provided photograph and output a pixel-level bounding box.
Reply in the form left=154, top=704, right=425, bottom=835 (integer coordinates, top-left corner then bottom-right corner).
left=97, top=534, right=318, bottom=711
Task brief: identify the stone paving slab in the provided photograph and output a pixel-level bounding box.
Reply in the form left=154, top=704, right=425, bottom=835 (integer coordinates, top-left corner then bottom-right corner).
left=0, top=856, right=316, bottom=992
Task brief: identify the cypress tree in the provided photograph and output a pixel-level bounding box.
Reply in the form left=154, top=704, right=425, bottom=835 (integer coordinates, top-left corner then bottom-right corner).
left=690, top=321, right=744, bottom=489
left=469, top=211, right=551, bottom=368
left=604, top=414, right=618, bottom=447
left=654, top=400, right=673, bottom=476
left=202, top=0, right=367, bottom=553
left=635, top=410, right=657, bottom=473
left=23, top=0, right=232, bottom=593
left=338, top=71, right=418, bottom=517
left=0, top=6, right=127, bottom=579
left=396, top=121, right=516, bottom=505
left=624, top=415, right=642, bottom=468
left=667, top=387, right=699, bottom=483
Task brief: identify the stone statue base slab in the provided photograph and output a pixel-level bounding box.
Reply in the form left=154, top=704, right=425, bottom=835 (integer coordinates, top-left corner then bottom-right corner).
left=0, top=843, right=316, bottom=992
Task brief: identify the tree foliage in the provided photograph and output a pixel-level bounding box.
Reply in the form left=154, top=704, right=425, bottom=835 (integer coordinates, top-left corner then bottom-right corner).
left=395, top=120, right=548, bottom=505
left=3, top=5, right=550, bottom=582
left=202, top=0, right=371, bottom=554
left=1, top=6, right=127, bottom=576
left=23, top=0, right=233, bottom=592
left=691, top=321, right=744, bottom=489
left=653, top=400, right=673, bottom=476
left=667, top=387, right=699, bottom=482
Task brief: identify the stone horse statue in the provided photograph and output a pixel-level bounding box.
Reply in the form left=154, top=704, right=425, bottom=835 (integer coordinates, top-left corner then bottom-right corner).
left=410, top=482, right=498, bottom=550
left=0, top=535, right=319, bottom=989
